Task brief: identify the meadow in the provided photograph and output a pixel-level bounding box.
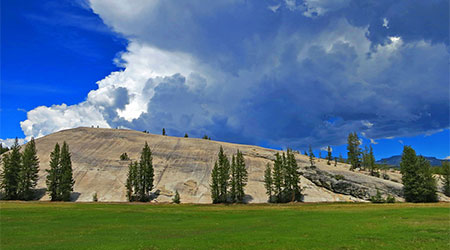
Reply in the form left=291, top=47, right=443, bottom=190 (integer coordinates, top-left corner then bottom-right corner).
left=1, top=202, right=449, bottom=249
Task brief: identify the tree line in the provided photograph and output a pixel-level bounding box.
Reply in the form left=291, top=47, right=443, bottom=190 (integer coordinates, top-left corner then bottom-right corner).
left=1, top=139, right=74, bottom=201
left=3, top=131, right=448, bottom=204
left=263, top=149, right=302, bottom=203
left=125, top=142, right=154, bottom=202
left=1, top=139, right=39, bottom=200
left=210, top=146, right=248, bottom=203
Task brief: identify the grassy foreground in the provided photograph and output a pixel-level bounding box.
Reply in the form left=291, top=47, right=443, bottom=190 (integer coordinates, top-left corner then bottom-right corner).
left=1, top=202, right=449, bottom=249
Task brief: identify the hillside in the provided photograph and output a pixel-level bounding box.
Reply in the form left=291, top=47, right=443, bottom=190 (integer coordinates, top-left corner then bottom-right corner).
left=3, top=127, right=448, bottom=203
left=377, top=155, right=448, bottom=167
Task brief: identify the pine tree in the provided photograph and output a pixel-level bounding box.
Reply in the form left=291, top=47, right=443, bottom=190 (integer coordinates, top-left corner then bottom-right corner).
left=441, top=162, right=450, bottom=196
left=400, top=146, right=417, bottom=202
left=285, top=149, right=301, bottom=202
left=272, top=153, right=283, bottom=202
left=334, top=157, right=337, bottom=167
left=400, top=146, right=437, bottom=202
left=369, top=145, right=376, bottom=176
left=235, top=150, right=248, bottom=203
left=173, top=190, right=180, bottom=204
left=184, top=133, right=188, bottom=138
left=347, top=132, right=361, bottom=170
left=308, top=146, right=315, bottom=167
left=59, top=142, right=74, bottom=201
left=138, top=142, right=154, bottom=201
left=264, top=163, right=273, bottom=202
left=1, top=138, right=21, bottom=200
left=217, top=146, right=230, bottom=203
left=124, top=142, right=154, bottom=202
left=229, top=155, right=237, bottom=202
left=415, top=156, right=437, bottom=202
left=18, top=138, right=39, bottom=200
left=327, top=146, right=332, bottom=165
left=304, top=151, right=308, bottom=156
left=210, top=161, right=220, bottom=203
left=46, top=143, right=61, bottom=201
left=162, top=128, right=166, bottom=136
left=126, top=161, right=138, bottom=201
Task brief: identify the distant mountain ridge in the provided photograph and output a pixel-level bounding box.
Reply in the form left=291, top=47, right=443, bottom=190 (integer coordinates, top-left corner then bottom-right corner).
left=377, top=155, right=449, bottom=167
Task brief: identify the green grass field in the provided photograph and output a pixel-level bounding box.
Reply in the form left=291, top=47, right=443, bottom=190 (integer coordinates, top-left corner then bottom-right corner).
left=1, top=202, right=449, bottom=249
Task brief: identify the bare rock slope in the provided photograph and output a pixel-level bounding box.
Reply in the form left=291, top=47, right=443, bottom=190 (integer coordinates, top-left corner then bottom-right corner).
left=19, top=127, right=446, bottom=203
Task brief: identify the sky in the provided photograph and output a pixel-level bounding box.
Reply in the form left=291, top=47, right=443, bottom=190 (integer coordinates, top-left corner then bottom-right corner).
left=1, top=0, right=449, bottom=160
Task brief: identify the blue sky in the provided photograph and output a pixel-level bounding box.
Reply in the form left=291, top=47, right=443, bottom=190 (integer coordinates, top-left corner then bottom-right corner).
left=1, top=0, right=449, bottom=160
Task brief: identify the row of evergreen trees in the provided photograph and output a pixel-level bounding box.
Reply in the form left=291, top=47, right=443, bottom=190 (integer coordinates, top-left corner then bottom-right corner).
left=46, top=142, right=75, bottom=201
left=210, top=147, right=248, bottom=203
left=346, top=132, right=377, bottom=174
left=264, top=149, right=302, bottom=203
left=0, top=138, right=39, bottom=200
left=1, top=139, right=74, bottom=201
left=125, top=142, right=154, bottom=201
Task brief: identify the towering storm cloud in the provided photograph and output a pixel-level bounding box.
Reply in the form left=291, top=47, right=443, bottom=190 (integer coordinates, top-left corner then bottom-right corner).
left=15, top=0, right=450, bottom=149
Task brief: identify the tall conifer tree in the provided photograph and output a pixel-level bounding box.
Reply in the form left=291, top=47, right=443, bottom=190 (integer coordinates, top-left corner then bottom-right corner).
left=327, top=146, right=332, bottom=165
left=264, top=163, right=273, bottom=202
left=59, top=142, right=74, bottom=201
left=235, top=150, right=248, bottom=203
left=210, top=161, right=220, bottom=203
left=126, top=161, right=138, bottom=201
left=18, top=138, right=40, bottom=200
left=46, top=143, right=61, bottom=201
left=139, top=142, right=154, bottom=201
left=217, top=146, right=230, bottom=203
left=1, top=138, right=21, bottom=200
left=285, top=149, right=301, bottom=202
left=400, top=146, right=437, bottom=202
left=347, top=132, right=361, bottom=170
left=229, top=155, right=237, bottom=202
left=369, top=145, right=376, bottom=176
left=272, top=153, right=283, bottom=202
left=308, top=146, right=315, bottom=167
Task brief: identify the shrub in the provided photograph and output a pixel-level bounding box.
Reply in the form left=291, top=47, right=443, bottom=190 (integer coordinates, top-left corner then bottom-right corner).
left=385, top=195, right=395, bottom=203
left=173, top=190, right=180, bottom=204
left=370, top=189, right=384, bottom=203
left=92, top=192, right=98, bottom=202
left=382, top=173, right=390, bottom=180
left=120, top=153, right=130, bottom=161
left=334, top=175, right=345, bottom=181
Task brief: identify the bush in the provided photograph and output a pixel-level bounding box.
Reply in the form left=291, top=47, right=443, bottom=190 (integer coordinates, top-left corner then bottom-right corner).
left=385, top=195, right=395, bottom=203
left=173, top=190, right=180, bottom=204
left=382, top=173, right=390, bottom=180
left=120, top=152, right=130, bottom=161
left=371, top=171, right=380, bottom=178
left=370, top=189, right=384, bottom=203
left=370, top=190, right=395, bottom=203
left=92, top=193, right=98, bottom=202
left=334, top=174, right=345, bottom=181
